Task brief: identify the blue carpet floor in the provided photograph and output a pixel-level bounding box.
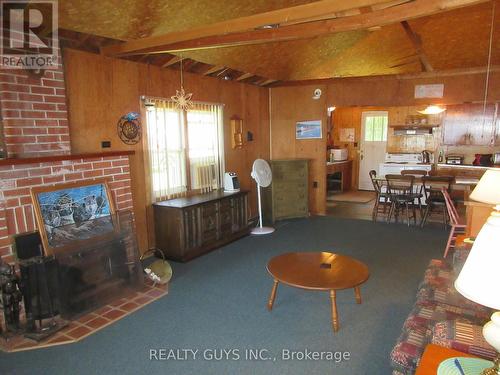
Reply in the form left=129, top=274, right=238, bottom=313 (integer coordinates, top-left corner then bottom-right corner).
left=0, top=216, right=446, bottom=375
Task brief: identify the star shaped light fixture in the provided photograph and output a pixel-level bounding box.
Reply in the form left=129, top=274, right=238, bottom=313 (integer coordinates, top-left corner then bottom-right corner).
left=171, top=56, right=194, bottom=110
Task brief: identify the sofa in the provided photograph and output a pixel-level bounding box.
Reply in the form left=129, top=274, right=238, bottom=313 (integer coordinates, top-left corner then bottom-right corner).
left=390, top=246, right=497, bottom=375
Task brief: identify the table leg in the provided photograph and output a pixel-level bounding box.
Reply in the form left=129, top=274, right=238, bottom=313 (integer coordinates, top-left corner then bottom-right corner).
left=354, top=286, right=362, bottom=304
left=267, top=280, right=279, bottom=311
left=330, top=290, right=339, bottom=332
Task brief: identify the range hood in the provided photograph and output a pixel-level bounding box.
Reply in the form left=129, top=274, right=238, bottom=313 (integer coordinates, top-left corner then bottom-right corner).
left=393, top=127, right=433, bottom=136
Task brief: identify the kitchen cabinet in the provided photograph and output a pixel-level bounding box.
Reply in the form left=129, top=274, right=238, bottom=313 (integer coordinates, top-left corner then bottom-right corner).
left=442, top=103, right=496, bottom=146
left=153, top=190, right=249, bottom=262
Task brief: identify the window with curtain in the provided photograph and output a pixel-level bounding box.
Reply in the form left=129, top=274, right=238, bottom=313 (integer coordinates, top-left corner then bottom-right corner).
left=144, top=99, right=224, bottom=202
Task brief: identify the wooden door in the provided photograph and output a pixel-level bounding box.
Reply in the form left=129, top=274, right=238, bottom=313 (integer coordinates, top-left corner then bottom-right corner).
left=359, top=111, right=388, bottom=190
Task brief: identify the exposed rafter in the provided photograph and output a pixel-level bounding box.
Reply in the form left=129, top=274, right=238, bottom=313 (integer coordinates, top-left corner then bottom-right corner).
left=101, top=0, right=398, bottom=56
left=400, top=20, right=433, bottom=72
left=203, top=65, right=227, bottom=75
left=101, top=0, right=488, bottom=55
left=58, top=29, right=276, bottom=88
left=161, top=56, right=182, bottom=68
left=236, top=72, right=255, bottom=81
left=259, top=79, right=279, bottom=86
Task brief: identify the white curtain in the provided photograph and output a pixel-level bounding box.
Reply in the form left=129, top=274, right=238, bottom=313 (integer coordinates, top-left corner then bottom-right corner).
left=145, top=99, right=187, bottom=202
left=187, top=103, right=224, bottom=193
left=144, top=98, right=224, bottom=202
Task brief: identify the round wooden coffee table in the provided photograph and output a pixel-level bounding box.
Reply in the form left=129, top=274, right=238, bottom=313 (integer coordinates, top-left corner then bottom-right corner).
left=266, top=252, right=369, bottom=332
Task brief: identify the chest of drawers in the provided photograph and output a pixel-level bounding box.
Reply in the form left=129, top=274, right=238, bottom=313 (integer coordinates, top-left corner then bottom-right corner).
left=262, top=159, right=309, bottom=224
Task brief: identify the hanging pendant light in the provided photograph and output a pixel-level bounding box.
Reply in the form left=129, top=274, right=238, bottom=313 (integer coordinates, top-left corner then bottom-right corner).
left=171, top=56, right=194, bottom=110
left=418, top=105, right=446, bottom=115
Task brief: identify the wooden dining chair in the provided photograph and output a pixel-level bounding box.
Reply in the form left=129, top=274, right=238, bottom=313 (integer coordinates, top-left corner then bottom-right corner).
left=369, top=170, right=389, bottom=222
left=441, top=187, right=466, bottom=258
left=401, top=170, right=426, bottom=218
left=386, top=174, right=416, bottom=226
left=420, top=176, right=454, bottom=228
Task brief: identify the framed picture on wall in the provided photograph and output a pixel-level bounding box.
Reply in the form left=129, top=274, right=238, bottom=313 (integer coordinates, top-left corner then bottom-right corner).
left=296, top=120, right=322, bottom=139
left=31, top=178, right=116, bottom=255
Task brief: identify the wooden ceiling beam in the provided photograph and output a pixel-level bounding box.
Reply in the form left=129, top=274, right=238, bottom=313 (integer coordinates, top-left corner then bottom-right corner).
left=131, top=0, right=489, bottom=54
left=259, top=79, right=279, bottom=86
left=273, top=65, right=500, bottom=86
left=101, top=0, right=395, bottom=56
left=161, top=55, right=182, bottom=68
left=202, top=65, right=226, bottom=75
left=400, top=20, right=433, bottom=72
left=236, top=72, right=255, bottom=81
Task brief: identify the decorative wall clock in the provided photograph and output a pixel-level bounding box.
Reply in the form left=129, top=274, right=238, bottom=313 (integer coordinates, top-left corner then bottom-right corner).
left=117, top=112, right=141, bottom=145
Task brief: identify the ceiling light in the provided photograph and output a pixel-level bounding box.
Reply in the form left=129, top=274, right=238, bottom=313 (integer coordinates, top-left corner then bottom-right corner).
left=418, top=105, right=446, bottom=115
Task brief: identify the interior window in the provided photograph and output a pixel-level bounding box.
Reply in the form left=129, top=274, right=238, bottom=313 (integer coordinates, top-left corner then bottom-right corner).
left=145, top=99, right=224, bottom=201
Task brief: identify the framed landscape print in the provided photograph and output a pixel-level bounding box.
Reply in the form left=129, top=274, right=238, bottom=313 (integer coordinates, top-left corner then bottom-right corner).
left=31, top=179, right=116, bottom=255
left=296, top=120, right=322, bottom=139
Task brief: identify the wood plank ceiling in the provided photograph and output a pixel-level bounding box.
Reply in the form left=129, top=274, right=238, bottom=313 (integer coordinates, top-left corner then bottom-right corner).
left=58, top=0, right=500, bottom=85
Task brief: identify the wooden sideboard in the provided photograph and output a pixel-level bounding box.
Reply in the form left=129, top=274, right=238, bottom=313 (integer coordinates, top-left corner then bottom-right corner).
left=153, top=190, right=249, bottom=262
left=262, top=159, right=309, bottom=224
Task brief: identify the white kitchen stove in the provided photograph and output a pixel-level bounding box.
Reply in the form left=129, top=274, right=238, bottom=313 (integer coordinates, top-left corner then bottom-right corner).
left=379, top=153, right=433, bottom=177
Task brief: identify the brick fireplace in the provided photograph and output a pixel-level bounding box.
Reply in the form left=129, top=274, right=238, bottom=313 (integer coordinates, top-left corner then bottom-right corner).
left=0, top=54, right=135, bottom=264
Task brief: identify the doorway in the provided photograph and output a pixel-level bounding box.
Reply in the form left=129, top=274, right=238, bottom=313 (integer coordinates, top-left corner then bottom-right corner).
left=358, top=111, right=388, bottom=190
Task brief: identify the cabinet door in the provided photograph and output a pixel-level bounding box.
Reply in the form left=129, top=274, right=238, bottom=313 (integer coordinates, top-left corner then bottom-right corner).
left=183, top=207, right=200, bottom=250
left=218, top=198, right=233, bottom=238
left=443, top=104, right=496, bottom=146
left=469, top=104, right=495, bottom=146
left=442, top=104, right=473, bottom=145
left=230, top=194, right=248, bottom=233
left=200, top=203, right=218, bottom=244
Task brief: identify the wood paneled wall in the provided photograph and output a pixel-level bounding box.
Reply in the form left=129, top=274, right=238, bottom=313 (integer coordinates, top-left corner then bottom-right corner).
left=269, top=85, right=328, bottom=215
left=63, top=49, right=270, bottom=254
left=325, top=71, right=500, bottom=107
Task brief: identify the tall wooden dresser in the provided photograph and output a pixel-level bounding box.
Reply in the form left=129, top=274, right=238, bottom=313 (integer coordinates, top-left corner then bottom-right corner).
left=153, top=190, right=249, bottom=262
left=262, top=159, right=309, bottom=224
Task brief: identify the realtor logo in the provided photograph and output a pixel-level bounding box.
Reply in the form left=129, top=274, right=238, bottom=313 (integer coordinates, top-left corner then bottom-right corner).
left=0, top=0, right=58, bottom=69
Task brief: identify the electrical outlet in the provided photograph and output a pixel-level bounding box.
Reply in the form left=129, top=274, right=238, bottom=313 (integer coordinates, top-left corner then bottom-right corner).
left=101, top=141, right=111, bottom=148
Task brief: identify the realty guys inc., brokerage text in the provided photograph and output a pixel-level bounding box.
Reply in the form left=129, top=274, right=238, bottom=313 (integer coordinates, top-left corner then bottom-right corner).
left=150, top=348, right=351, bottom=363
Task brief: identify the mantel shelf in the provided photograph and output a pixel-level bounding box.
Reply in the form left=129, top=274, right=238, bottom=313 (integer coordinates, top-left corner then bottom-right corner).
left=0, top=151, right=135, bottom=167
